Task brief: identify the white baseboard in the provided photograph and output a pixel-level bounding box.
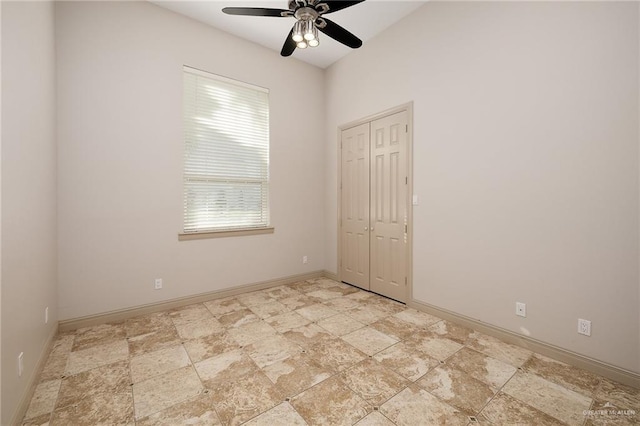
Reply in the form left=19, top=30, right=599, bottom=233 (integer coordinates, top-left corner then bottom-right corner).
left=59, top=270, right=327, bottom=332
left=11, top=324, right=58, bottom=426
left=409, top=299, right=640, bottom=389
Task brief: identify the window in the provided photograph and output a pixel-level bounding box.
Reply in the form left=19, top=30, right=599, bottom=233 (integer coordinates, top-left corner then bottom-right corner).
left=182, top=66, right=270, bottom=236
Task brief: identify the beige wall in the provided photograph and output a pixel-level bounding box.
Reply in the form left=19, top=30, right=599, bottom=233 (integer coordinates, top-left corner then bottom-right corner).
left=1, top=1, right=59, bottom=424
left=325, top=2, right=640, bottom=373
left=55, top=1, right=326, bottom=320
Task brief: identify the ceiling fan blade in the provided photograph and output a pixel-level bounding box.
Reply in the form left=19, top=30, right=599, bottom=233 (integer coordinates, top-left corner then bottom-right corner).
left=317, top=18, right=362, bottom=49
left=222, top=7, right=291, bottom=17
left=321, top=1, right=365, bottom=14
left=281, top=27, right=297, bottom=57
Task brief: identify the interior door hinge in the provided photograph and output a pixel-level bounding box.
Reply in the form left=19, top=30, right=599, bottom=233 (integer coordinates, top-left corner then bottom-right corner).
left=405, top=124, right=408, bottom=133
left=405, top=224, right=407, bottom=233
left=405, top=177, right=408, bottom=185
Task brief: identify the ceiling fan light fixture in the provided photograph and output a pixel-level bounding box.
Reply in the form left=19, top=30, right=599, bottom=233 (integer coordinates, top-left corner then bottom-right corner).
left=296, top=40, right=308, bottom=49
left=308, top=38, right=319, bottom=47
left=303, top=20, right=317, bottom=41
left=292, top=20, right=304, bottom=42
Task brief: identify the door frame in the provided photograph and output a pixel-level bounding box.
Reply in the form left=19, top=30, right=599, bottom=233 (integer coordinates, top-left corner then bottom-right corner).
left=337, top=102, right=414, bottom=303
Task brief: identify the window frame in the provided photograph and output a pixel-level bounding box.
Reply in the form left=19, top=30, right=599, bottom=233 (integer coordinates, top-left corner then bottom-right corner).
left=180, top=66, right=272, bottom=239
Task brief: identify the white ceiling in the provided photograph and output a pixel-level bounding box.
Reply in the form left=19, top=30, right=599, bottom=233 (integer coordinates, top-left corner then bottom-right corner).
left=150, top=0, right=426, bottom=68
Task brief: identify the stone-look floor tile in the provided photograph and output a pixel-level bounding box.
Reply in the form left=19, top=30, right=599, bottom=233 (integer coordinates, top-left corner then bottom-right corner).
left=280, top=294, right=319, bottom=311
left=345, top=306, right=389, bottom=325
left=262, top=285, right=301, bottom=300
left=355, top=411, right=396, bottom=426
left=287, top=280, right=319, bottom=293
left=393, top=309, right=441, bottom=328
left=308, top=277, right=342, bottom=288
left=480, top=392, right=566, bottom=426
left=502, top=371, right=592, bottom=426
left=227, top=320, right=277, bottom=346
left=211, top=371, right=283, bottom=426
left=345, top=290, right=375, bottom=301
left=56, top=360, right=130, bottom=409
left=595, top=378, right=640, bottom=412
left=291, top=375, right=371, bottom=426
left=445, top=347, right=517, bottom=391
left=127, top=327, right=181, bottom=357
left=342, top=327, right=399, bottom=356
left=417, top=365, right=495, bottom=415
left=40, top=334, right=75, bottom=382
left=522, top=353, right=601, bottom=397
left=195, top=349, right=260, bottom=389
left=427, top=320, right=475, bottom=345
left=72, top=322, right=127, bottom=351
left=340, top=358, right=410, bottom=406
left=130, top=345, right=191, bottom=383
left=182, top=331, right=241, bottom=363
left=284, top=323, right=338, bottom=349
left=263, top=354, right=333, bottom=397
left=296, top=303, right=339, bottom=322
left=362, top=297, right=406, bottom=315
left=330, top=283, right=362, bottom=296
left=467, top=332, right=532, bottom=368
left=21, top=413, right=51, bottom=426
left=51, top=391, right=135, bottom=425
left=174, top=317, right=224, bottom=340
left=65, top=339, right=128, bottom=376
left=373, top=342, right=439, bottom=381
left=405, top=330, right=464, bottom=362
left=217, top=308, right=260, bottom=328
left=244, top=334, right=302, bottom=368
left=242, top=402, right=307, bottom=426
left=24, top=380, right=61, bottom=420
left=380, top=384, right=468, bottom=426
left=248, top=300, right=289, bottom=319
left=133, top=366, right=203, bottom=419
left=586, top=399, right=639, bottom=426
left=236, top=290, right=276, bottom=307
left=264, top=311, right=310, bottom=333
left=204, top=297, right=245, bottom=317
left=54, top=361, right=133, bottom=425
left=317, top=313, right=366, bottom=336
left=370, top=316, right=422, bottom=341
left=169, top=303, right=213, bottom=327
left=307, top=338, right=368, bottom=373
left=307, top=288, right=346, bottom=301
left=324, top=296, right=363, bottom=312
left=136, top=394, right=221, bottom=426
left=125, top=312, right=174, bottom=338
left=22, top=282, right=629, bottom=426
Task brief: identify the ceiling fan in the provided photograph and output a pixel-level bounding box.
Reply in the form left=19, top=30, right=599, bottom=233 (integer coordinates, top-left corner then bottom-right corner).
left=222, top=1, right=365, bottom=57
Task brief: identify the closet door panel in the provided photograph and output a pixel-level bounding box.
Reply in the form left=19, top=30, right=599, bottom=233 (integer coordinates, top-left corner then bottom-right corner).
left=370, top=111, right=408, bottom=302
left=340, top=123, right=370, bottom=290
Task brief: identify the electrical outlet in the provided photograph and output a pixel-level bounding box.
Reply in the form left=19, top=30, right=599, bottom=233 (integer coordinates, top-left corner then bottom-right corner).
left=515, top=302, right=526, bottom=317
left=18, top=352, right=24, bottom=377
left=302, top=256, right=308, bottom=264
left=45, top=307, right=49, bottom=324
left=154, top=278, right=163, bottom=290
left=578, top=319, right=591, bottom=336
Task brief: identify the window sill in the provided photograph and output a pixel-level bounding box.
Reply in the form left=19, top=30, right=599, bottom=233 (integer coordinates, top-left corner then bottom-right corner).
left=178, top=227, right=274, bottom=241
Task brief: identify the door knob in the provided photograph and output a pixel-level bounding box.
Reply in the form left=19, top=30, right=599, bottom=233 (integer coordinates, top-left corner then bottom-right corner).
left=364, top=227, right=368, bottom=231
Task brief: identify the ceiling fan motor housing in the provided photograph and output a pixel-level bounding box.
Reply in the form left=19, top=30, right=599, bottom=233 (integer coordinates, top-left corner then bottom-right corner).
left=289, top=0, right=330, bottom=16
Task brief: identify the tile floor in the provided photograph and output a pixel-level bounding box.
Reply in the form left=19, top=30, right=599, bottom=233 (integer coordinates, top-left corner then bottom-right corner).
left=22, top=278, right=639, bottom=425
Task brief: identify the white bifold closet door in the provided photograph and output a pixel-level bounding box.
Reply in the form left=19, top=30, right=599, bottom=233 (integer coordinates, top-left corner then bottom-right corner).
left=340, top=110, right=408, bottom=303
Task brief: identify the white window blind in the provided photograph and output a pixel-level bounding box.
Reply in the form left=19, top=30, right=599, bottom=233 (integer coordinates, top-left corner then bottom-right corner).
left=183, top=66, right=270, bottom=233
